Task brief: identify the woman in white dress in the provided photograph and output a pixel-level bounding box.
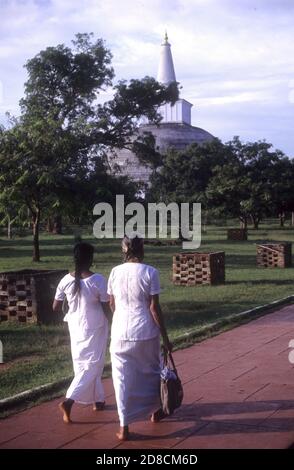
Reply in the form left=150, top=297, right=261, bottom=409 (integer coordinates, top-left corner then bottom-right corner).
left=108, top=236, right=172, bottom=441
left=53, top=242, right=110, bottom=423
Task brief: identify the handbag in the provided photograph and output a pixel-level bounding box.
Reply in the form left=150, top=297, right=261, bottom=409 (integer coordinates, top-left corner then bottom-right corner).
left=160, top=349, right=184, bottom=415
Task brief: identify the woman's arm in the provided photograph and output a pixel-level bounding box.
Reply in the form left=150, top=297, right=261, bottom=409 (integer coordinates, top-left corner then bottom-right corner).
left=109, top=295, right=116, bottom=314
left=150, top=294, right=172, bottom=352
left=52, top=299, right=63, bottom=313
left=101, top=301, right=112, bottom=321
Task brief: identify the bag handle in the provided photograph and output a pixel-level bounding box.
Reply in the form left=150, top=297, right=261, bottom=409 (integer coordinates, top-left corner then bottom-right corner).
left=168, top=351, right=177, bottom=372
left=162, top=347, right=178, bottom=376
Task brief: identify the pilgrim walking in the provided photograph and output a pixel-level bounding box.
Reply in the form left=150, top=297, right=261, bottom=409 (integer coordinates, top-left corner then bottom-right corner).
left=53, top=242, right=110, bottom=423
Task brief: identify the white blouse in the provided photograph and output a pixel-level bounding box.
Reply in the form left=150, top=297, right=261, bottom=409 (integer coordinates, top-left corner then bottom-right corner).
left=107, top=262, right=161, bottom=341
left=55, top=273, right=109, bottom=334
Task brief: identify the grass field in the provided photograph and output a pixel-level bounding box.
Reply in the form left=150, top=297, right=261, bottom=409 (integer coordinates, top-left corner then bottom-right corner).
left=0, top=224, right=294, bottom=401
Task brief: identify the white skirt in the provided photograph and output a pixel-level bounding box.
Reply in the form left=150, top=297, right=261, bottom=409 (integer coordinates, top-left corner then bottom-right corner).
left=66, top=321, right=109, bottom=404
left=110, top=336, right=161, bottom=426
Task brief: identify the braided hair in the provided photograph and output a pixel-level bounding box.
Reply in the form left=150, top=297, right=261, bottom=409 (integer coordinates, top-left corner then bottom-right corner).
left=121, top=235, right=144, bottom=262
left=73, top=242, right=94, bottom=295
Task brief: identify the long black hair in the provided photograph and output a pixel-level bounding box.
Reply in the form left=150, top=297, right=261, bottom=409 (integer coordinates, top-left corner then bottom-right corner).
left=73, top=242, right=94, bottom=295
left=121, top=235, right=144, bottom=262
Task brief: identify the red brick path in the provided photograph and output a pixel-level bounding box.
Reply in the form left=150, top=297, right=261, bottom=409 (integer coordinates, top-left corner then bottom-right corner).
left=1, top=305, right=294, bottom=449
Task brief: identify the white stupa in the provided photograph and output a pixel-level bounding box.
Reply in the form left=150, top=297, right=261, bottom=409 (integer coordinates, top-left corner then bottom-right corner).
left=111, top=33, right=214, bottom=186
left=157, top=32, right=193, bottom=125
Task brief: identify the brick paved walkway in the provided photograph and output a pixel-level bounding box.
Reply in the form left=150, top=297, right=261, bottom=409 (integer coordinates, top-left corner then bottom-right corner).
left=1, top=305, right=294, bottom=449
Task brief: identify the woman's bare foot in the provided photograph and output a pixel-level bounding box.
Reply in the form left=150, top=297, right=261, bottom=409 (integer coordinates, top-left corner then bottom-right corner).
left=93, top=401, right=105, bottom=411
left=151, top=408, right=167, bottom=423
left=116, top=426, right=129, bottom=441
left=59, top=399, right=74, bottom=423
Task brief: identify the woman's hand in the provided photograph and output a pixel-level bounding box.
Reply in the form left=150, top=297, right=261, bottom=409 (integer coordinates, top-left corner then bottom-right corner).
left=163, top=336, right=173, bottom=353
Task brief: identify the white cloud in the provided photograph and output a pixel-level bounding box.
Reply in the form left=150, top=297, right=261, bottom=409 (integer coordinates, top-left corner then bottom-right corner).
left=0, top=0, right=293, bottom=155
left=195, top=91, right=271, bottom=107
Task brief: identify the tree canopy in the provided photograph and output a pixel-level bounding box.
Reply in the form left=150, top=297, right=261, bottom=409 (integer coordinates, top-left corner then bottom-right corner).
left=0, top=33, right=178, bottom=260
left=148, top=136, right=294, bottom=229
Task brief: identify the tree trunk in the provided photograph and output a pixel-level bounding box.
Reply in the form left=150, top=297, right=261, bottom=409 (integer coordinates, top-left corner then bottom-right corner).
left=292, top=212, right=294, bottom=227
left=32, top=209, right=41, bottom=262
left=254, top=220, right=259, bottom=230
left=46, top=217, right=54, bottom=233
left=279, top=212, right=285, bottom=227
left=240, top=216, right=247, bottom=229
left=250, top=214, right=260, bottom=230
left=7, top=216, right=12, bottom=239
left=202, top=211, right=207, bottom=234
left=53, top=215, right=62, bottom=234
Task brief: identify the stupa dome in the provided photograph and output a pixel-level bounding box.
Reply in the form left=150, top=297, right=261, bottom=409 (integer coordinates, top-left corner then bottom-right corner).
left=110, top=34, right=215, bottom=186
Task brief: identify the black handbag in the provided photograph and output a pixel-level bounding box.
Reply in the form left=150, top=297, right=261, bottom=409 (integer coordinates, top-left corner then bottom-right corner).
left=160, top=350, right=183, bottom=415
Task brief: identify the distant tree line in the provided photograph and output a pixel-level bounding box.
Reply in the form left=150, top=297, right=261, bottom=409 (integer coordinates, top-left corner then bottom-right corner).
left=146, top=136, right=294, bottom=230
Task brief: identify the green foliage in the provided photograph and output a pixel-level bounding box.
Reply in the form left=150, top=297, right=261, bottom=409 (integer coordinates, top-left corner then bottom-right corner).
left=0, top=33, right=179, bottom=259
left=147, top=138, right=228, bottom=204
left=149, top=136, right=294, bottom=229
left=207, top=137, right=294, bottom=227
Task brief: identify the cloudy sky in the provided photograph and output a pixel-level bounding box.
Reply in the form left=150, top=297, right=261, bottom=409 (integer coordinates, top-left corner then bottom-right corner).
left=0, top=0, right=293, bottom=155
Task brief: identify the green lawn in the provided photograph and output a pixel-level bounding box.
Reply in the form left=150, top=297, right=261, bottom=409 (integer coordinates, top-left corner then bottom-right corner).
left=0, top=224, right=294, bottom=401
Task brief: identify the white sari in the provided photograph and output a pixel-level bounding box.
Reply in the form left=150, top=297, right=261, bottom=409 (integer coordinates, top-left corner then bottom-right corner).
left=55, top=273, right=109, bottom=404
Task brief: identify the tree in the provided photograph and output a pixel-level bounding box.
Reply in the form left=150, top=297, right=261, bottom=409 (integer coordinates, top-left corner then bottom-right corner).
left=206, top=137, right=293, bottom=228
left=147, top=138, right=227, bottom=204
left=206, top=160, right=249, bottom=228
left=0, top=33, right=178, bottom=261
left=144, top=139, right=231, bottom=237
left=0, top=122, right=29, bottom=239
left=268, top=156, right=294, bottom=226
left=148, top=134, right=294, bottom=230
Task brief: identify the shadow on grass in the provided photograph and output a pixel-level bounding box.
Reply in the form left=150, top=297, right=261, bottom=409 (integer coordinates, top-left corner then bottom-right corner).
left=0, top=237, right=119, bottom=247
left=198, top=239, right=251, bottom=246
left=226, top=279, right=294, bottom=286
left=163, top=300, right=252, bottom=332
left=0, top=324, right=68, bottom=338
left=225, top=254, right=256, bottom=268
left=0, top=239, right=122, bottom=264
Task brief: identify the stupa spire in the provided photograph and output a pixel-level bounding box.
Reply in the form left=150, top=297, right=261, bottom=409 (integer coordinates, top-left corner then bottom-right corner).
left=157, top=32, right=176, bottom=85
